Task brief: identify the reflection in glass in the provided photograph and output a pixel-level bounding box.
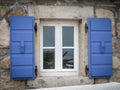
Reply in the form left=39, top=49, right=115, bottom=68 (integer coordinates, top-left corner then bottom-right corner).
left=63, top=49, right=74, bottom=69
left=43, top=26, right=55, bottom=47
left=62, top=26, right=74, bottom=46
left=43, top=49, right=55, bottom=69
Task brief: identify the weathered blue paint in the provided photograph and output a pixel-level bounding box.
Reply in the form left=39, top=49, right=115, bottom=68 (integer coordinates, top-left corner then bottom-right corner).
left=88, top=18, right=112, bottom=78
left=10, top=16, right=35, bottom=80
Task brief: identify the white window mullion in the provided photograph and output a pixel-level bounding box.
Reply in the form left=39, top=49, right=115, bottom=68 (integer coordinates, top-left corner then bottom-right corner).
left=56, top=23, right=62, bottom=71
left=62, top=47, right=74, bottom=49
left=59, top=24, right=63, bottom=71
left=54, top=25, right=57, bottom=71
left=55, top=24, right=58, bottom=71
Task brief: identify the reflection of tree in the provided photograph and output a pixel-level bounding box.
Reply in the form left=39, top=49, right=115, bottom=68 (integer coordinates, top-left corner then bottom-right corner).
left=63, top=51, right=68, bottom=57
left=63, top=50, right=74, bottom=69
left=44, top=50, right=54, bottom=69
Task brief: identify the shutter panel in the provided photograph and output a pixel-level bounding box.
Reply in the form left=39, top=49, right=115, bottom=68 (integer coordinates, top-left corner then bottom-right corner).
left=10, top=16, right=35, bottom=80
left=88, top=18, right=112, bottom=78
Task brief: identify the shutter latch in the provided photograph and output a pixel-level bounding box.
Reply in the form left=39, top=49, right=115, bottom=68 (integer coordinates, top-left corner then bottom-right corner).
left=20, top=41, right=25, bottom=53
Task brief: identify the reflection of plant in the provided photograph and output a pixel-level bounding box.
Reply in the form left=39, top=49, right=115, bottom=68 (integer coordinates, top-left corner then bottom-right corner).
left=63, top=59, right=73, bottom=68
left=44, top=50, right=54, bottom=69
left=63, top=51, right=68, bottom=57
left=63, top=51, right=74, bottom=69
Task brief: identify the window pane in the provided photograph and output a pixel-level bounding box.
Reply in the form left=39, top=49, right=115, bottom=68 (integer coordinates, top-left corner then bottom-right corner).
left=62, top=26, right=74, bottom=46
left=43, top=49, right=55, bottom=69
left=63, top=49, right=74, bottom=69
left=43, top=26, right=55, bottom=47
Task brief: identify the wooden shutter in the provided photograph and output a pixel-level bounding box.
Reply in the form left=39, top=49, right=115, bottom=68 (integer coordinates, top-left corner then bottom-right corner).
left=88, top=18, right=112, bottom=78
left=10, top=16, right=35, bottom=80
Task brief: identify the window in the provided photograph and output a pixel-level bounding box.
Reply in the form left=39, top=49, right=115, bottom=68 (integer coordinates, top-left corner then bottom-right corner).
left=40, top=20, right=79, bottom=76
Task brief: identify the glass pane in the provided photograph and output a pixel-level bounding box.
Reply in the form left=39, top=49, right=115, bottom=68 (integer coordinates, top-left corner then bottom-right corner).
left=63, top=49, right=74, bottom=69
left=43, top=26, right=55, bottom=47
left=62, top=26, right=74, bottom=46
left=43, top=49, right=55, bottom=69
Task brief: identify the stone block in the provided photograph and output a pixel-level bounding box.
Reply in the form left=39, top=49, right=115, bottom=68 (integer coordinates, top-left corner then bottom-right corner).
left=96, top=8, right=115, bottom=36
left=64, top=0, right=78, bottom=4
left=112, top=37, right=117, bottom=50
left=27, top=76, right=94, bottom=88
left=0, top=0, right=15, bottom=5
left=9, top=8, right=26, bottom=16
left=117, top=23, right=120, bottom=38
left=79, top=21, right=88, bottom=76
left=0, top=56, right=10, bottom=69
left=0, top=48, right=9, bottom=56
left=20, top=0, right=32, bottom=3
left=113, top=55, right=120, bottom=69
left=0, top=6, right=8, bottom=17
left=110, top=70, right=120, bottom=82
left=114, top=39, right=120, bottom=49
left=0, top=19, right=9, bottom=48
left=63, top=77, right=94, bottom=86
left=28, top=6, right=93, bottom=19
left=0, top=70, right=25, bottom=90
left=94, top=78, right=109, bottom=84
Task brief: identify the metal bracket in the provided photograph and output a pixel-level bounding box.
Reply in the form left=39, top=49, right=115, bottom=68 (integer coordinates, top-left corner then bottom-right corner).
left=100, top=41, right=105, bottom=53
left=85, top=23, right=88, bottom=33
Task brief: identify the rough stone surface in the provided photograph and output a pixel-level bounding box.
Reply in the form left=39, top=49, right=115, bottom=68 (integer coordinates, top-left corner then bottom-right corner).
left=0, top=19, right=9, bottom=48
left=112, top=36, right=117, bottom=50
left=115, top=39, right=120, bottom=49
left=0, top=0, right=32, bottom=5
left=6, top=7, right=27, bottom=24
left=0, top=48, right=10, bottom=56
left=63, top=0, right=78, bottom=5
left=111, top=33, right=120, bottom=82
left=27, top=77, right=94, bottom=88
left=28, top=6, right=94, bottom=19
left=117, top=23, right=120, bottom=38
left=79, top=21, right=88, bottom=76
left=64, top=0, right=78, bottom=3
left=0, top=0, right=15, bottom=5
left=113, top=38, right=120, bottom=55
left=0, top=70, right=25, bottom=90
left=9, top=8, right=26, bottom=16
left=110, top=70, right=120, bottom=82
left=113, top=55, right=120, bottom=69
left=0, top=48, right=9, bottom=56
left=0, top=6, right=8, bottom=17
left=0, top=56, right=10, bottom=69
left=26, top=82, right=120, bottom=90
left=96, top=8, right=115, bottom=36
left=94, top=78, right=109, bottom=84
left=30, top=0, right=81, bottom=6
left=20, top=0, right=32, bottom=3
left=1, top=0, right=117, bottom=6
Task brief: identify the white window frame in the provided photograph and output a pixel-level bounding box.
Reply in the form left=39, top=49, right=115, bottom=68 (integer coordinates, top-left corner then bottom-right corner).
left=40, top=20, right=79, bottom=76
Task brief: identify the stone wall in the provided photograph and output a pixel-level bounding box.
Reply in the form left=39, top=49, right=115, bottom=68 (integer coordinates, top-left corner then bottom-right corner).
left=0, top=3, right=27, bottom=90
left=0, top=0, right=120, bottom=89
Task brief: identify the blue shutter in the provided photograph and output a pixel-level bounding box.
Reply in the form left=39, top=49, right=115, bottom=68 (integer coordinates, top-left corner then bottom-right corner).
left=88, top=18, right=112, bottom=78
left=10, top=16, right=35, bottom=80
